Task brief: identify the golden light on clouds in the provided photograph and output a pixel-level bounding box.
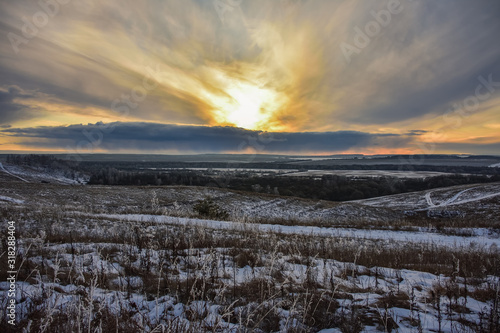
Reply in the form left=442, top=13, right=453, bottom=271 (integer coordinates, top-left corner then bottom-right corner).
left=0, top=0, right=499, bottom=154
left=214, top=82, right=280, bottom=130
left=202, top=64, right=291, bottom=130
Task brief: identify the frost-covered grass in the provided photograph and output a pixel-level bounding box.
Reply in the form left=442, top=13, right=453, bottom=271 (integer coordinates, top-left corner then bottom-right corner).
left=3, top=180, right=500, bottom=231
left=0, top=162, right=88, bottom=185
left=1, top=203, right=500, bottom=332
left=1, top=179, right=500, bottom=332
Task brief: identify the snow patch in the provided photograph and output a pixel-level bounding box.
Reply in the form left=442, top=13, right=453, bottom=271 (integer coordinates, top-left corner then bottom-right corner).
left=89, top=213, right=500, bottom=247
left=0, top=162, right=29, bottom=182
left=0, top=195, right=24, bottom=204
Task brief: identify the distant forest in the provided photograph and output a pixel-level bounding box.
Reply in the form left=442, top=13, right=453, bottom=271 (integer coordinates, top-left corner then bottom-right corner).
left=5, top=154, right=86, bottom=181
left=87, top=167, right=500, bottom=201
left=80, top=160, right=500, bottom=174
left=5, top=154, right=500, bottom=201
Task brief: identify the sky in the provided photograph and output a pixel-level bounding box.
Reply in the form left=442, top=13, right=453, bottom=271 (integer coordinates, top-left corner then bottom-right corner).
left=0, top=0, right=499, bottom=155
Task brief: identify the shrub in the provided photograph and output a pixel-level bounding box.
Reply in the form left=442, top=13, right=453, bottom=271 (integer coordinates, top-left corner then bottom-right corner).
left=193, top=197, right=229, bottom=220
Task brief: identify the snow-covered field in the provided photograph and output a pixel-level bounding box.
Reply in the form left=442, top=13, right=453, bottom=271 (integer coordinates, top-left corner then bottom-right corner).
left=0, top=162, right=88, bottom=185
left=87, top=212, right=500, bottom=248
left=143, top=168, right=456, bottom=179
left=356, top=183, right=500, bottom=211
left=282, top=170, right=455, bottom=179
left=1, top=176, right=499, bottom=332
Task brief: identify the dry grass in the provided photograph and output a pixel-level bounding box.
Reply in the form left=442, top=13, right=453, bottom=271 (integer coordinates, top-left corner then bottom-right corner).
left=1, top=183, right=499, bottom=332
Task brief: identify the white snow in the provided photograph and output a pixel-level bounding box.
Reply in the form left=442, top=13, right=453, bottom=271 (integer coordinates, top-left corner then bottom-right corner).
left=2, top=172, right=499, bottom=332
left=425, top=191, right=435, bottom=207
left=88, top=213, right=500, bottom=247
left=0, top=162, right=29, bottom=182
left=441, top=187, right=476, bottom=205
left=418, top=187, right=500, bottom=210
left=358, top=183, right=500, bottom=212
left=0, top=195, right=24, bottom=204
left=0, top=162, right=88, bottom=184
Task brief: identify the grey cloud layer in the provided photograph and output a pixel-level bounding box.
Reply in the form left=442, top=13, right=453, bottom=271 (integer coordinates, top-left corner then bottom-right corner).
left=330, top=0, right=500, bottom=124
left=1, top=0, right=499, bottom=126
left=1, top=122, right=414, bottom=153
left=0, top=85, right=42, bottom=124
left=0, top=0, right=499, bottom=155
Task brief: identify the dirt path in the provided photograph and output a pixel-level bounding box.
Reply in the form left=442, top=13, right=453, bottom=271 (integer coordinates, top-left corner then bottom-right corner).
left=425, top=187, right=500, bottom=208
left=425, top=191, right=435, bottom=207
left=0, top=162, right=29, bottom=182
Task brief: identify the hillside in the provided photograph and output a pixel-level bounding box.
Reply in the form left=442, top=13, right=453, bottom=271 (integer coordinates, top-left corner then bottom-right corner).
left=1, top=177, right=499, bottom=332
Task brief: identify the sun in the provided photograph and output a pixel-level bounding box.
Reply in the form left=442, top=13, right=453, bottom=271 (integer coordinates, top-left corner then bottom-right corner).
left=211, top=81, right=283, bottom=130
left=226, top=84, right=275, bottom=129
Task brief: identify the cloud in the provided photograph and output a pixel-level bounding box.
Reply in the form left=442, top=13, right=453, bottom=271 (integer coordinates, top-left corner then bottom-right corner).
left=0, top=85, right=43, bottom=124
left=435, top=142, right=500, bottom=156
left=0, top=0, right=499, bottom=152
left=1, top=121, right=416, bottom=154
left=406, top=130, right=428, bottom=136
left=326, top=0, right=500, bottom=125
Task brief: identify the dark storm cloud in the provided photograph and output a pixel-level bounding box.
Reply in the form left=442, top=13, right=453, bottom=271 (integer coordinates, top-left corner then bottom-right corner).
left=1, top=0, right=500, bottom=129
left=1, top=122, right=415, bottom=153
left=334, top=0, right=500, bottom=124
left=0, top=85, right=41, bottom=124
left=0, top=0, right=499, bottom=154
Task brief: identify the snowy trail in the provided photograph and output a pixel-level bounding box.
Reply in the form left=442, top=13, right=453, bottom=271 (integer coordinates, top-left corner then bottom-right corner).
left=441, top=187, right=476, bottom=205
left=88, top=213, right=500, bottom=247
left=0, top=162, right=29, bottom=182
left=445, top=191, right=500, bottom=206
left=425, top=191, right=435, bottom=207
left=423, top=187, right=500, bottom=208
left=0, top=195, right=24, bottom=204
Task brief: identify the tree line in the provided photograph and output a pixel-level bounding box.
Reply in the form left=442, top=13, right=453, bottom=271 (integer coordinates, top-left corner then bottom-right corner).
left=5, top=155, right=499, bottom=202
left=5, top=154, right=86, bottom=181
left=87, top=167, right=500, bottom=201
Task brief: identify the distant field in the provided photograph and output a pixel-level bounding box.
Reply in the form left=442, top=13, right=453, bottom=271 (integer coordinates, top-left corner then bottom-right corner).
left=2, top=153, right=499, bottom=167
left=143, top=167, right=299, bottom=174
left=144, top=168, right=458, bottom=179
left=292, top=156, right=500, bottom=167
left=281, top=169, right=457, bottom=179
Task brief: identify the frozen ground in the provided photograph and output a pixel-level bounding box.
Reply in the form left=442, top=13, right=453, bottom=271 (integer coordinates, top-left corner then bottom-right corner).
left=356, top=182, right=500, bottom=211
left=0, top=162, right=28, bottom=182
left=0, top=176, right=499, bottom=332
left=90, top=212, right=500, bottom=248
left=146, top=168, right=457, bottom=179
left=282, top=170, right=455, bottom=179
left=0, top=162, right=87, bottom=184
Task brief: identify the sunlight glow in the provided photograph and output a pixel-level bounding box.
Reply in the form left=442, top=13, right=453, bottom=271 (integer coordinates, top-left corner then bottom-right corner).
left=210, top=80, right=283, bottom=130
left=225, top=84, right=275, bottom=129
